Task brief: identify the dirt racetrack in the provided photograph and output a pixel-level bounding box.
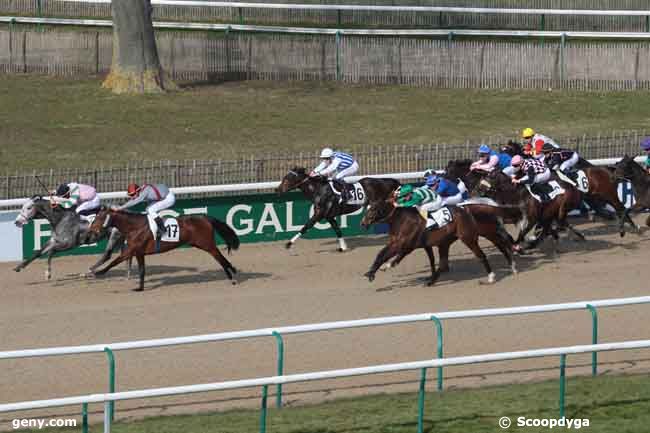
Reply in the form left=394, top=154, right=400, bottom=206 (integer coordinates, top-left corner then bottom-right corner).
left=1, top=216, right=649, bottom=426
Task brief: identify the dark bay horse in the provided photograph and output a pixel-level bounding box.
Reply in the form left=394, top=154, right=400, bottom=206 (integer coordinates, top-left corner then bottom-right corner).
left=89, top=208, right=240, bottom=291
left=615, top=155, right=650, bottom=227
left=475, top=171, right=584, bottom=251
left=13, top=197, right=125, bottom=280
left=277, top=167, right=400, bottom=251
left=361, top=201, right=497, bottom=286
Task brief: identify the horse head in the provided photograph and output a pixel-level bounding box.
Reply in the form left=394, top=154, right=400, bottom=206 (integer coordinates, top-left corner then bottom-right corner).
left=361, top=200, right=394, bottom=229
left=14, top=196, right=53, bottom=227
left=614, top=155, right=640, bottom=181
left=89, top=207, right=112, bottom=236
left=445, top=159, right=472, bottom=181
left=501, top=140, right=523, bottom=156
left=277, top=167, right=310, bottom=193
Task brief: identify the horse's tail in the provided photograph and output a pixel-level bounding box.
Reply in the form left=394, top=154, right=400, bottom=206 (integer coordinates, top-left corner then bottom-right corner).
left=207, top=217, right=240, bottom=254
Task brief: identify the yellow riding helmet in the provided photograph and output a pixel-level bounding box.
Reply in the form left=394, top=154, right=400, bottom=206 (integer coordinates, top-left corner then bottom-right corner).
left=522, top=128, right=535, bottom=139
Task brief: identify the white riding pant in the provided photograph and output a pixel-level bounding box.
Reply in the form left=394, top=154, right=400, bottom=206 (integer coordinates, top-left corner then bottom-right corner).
left=76, top=195, right=100, bottom=214
left=333, top=162, right=359, bottom=181
left=559, top=152, right=579, bottom=172
left=145, top=192, right=176, bottom=235
left=502, top=166, right=516, bottom=177
left=457, top=179, right=468, bottom=194
left=441, top=192, right=464, bottom=207
left=533, top=169, right=551, bottom=184
left=419, top=195, right=444, bottom=213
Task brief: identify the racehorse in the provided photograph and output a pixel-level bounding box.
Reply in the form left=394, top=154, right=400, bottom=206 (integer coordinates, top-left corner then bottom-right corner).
left=559, top=164, right=639, bottom=236
left=475, top=171, right=584, bottom=251
left=89, top=208, right=240, bottom=291
left=361, top=200, right=497, bottom=286
left=614, top=155, right=650, bottom=227
left=277, top=167, right=400, bottom=251
left=362, top=198, right=518, bottom=277
left=13, top=196, right=125, bottom=280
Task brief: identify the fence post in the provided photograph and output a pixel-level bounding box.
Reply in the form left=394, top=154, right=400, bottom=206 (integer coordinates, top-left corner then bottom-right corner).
left=416, top=367, right=427, bottom=433
left=103, top=401, right=111, bottom=433
left=104, top=347, right=115, bottom=422
left=646, top=15, right=649, bottom=33
left=335, top=30, right=341, bottom=81
left=430, top=315, right=443, bottom=391
left=586, top=304, right=598, bottom=376
left=272, top=331, right=284, bottom=408
left=82, top=403, right=88, bottom=433
left=259, top=385, right=269, bottom=433
left=337, top=9, right=341, bottom=27
left=560, top=354, right=566, bottom=418
left=540, top=14, right=545, bottom=46
left=238, top=7, right=243, bottom=25
left=560, top=33, right=566, bottom=84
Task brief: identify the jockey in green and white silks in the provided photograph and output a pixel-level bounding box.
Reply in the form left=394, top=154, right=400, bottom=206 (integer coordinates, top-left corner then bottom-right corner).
left=51, top=183, right=101, bottom=220
left=395, top=184, right=443, bottom=213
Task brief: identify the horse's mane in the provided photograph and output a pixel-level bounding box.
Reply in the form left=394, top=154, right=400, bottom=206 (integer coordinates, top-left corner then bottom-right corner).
left=289, top=166, right=307, bottom=175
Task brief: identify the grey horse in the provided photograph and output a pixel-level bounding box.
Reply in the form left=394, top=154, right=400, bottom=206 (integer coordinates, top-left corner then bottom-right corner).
left=13, top=196, right=127, bottom=280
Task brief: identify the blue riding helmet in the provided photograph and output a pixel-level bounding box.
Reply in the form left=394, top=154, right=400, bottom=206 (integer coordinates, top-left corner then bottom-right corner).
left=478, top=144, right=491, bottom=154
left=423, top=169, right=435, bottom=178
left=426, top=175, right=440, bottom=187
left=641, top=137, right=650, bottom=151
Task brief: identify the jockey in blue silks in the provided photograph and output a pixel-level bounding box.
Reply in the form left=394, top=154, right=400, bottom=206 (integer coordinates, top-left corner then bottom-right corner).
left=425, top=171, right=466, bottom=210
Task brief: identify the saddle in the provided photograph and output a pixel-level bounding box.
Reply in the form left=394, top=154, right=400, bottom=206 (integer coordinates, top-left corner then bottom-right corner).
left=329, top=180, right=352, bottom=203
left=530, top=183, right=554, bottom=203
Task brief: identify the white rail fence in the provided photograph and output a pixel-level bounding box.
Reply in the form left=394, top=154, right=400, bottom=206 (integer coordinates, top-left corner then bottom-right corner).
left=5, top=15, right=650, bottom=38
left=1, top=295, right=649, bottom=430
left=2, top=339, right=650, bottom=433
left=6, top=0, right=650, bottom=32
left=0, top=156, right=643, bottom=208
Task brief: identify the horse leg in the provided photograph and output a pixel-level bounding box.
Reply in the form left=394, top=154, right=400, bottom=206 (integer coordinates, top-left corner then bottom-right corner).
left=482, top=228, right=517, bottom=275
left=437, top=240, right=452, bottom=274
left=14, top=238, right=57, bottom=273
left=135, top=254, right=146, bottom=292
left=193, top=240, right=238, bottom=284
left=365, top=243, right=402, bottom=282
left=287, top=211, right=322, bottom=250
left=327, top=217, right=348, bottom=252
left=459, top=234, right=496, bottom=284
left=424, top=245, right=441, bottom=286
left=94, top=248, right=135, bottom=277
left=88, top=229, right=123, bottom=275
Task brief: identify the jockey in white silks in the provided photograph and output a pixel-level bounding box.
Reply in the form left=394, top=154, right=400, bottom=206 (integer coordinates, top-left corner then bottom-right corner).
left=113, top=183, right=176, bottom=239
left=51, top=183, right=101, bottom=221
left=311, top=148, right=359, bottom=203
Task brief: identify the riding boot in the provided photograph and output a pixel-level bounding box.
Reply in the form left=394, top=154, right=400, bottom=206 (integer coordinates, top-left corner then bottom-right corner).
left=155, top=217, right=166, bottom=239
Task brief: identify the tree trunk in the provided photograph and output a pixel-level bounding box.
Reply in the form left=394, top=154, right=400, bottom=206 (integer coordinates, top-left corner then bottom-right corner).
left=102, top=0, right=177, bottom=94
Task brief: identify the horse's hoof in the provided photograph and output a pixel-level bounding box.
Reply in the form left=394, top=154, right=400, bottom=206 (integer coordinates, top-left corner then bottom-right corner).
left=231, top=279, right=238, bottom=286
left=480, top=272, right=497, bottom=285
left=426, top=279, right=436, bottom=287
left=45, top=271, right=51, bottom=281
left=133, top=287, right=144, bottom=292
left=620, top=231, right=626, bottom=238
left=13, top=266, right=21, bottom=273
left=364, top=272, right=375, bottom=282
left=285, top=242, right=293, bottom=250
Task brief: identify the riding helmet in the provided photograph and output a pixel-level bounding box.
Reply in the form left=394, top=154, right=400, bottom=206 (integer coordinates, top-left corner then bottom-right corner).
left=641, top=137, right=650, bottom=151
left=56, top=184, right=70, bottom=197
left=522, top=128, right=535, bottom=139
left=478, top=144, right=491, bottom=154
left=127, top=183, right=140, bottom=197
left=397, top=184, right=414, bottom=198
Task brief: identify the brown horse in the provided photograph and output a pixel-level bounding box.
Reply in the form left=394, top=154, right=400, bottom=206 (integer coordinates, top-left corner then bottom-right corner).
left=89, top=208, right=240, bottom=291
left=562, top=165, right=639, bottom=236
left=363, top=198, right=518, bottom=276
left=476, top=171, right=584, bottom=251
left=615, top=155, right=650, bottom=227
left=277, top=167, right=400, bottom=251
left=361, top=201, right=497, bottom=286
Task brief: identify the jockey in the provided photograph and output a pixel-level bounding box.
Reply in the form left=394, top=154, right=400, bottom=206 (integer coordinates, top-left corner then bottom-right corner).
left=522, top=128, right=559, bottom=159
left=311, top=147, right=359, bottom=203
left=51, top=182, right=100, bottom=220
left=470, top=144, right=499, bottom=172
left=642, top=137, right=650, bottom=174
left=394, top=184, right=441, bottom=213
left=509, top=154, right=551, bottom=190
left=426, top=173, right=465, bottom=208
left=541, top=142, right=579, bottom=174
left=114, top=183, right=176, bottom=239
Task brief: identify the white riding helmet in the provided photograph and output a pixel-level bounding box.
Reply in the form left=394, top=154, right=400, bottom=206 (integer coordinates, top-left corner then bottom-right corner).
left=320, top=147, right=334, bottom=159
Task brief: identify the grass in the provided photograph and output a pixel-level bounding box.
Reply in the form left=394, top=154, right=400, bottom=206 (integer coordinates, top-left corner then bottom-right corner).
left=2, top=74, right=650, bottom=171
left=23, top=373, right=650, bottom=433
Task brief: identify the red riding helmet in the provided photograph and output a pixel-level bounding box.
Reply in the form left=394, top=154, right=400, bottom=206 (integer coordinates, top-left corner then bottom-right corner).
left=127, top=183, right=140, bottom=198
